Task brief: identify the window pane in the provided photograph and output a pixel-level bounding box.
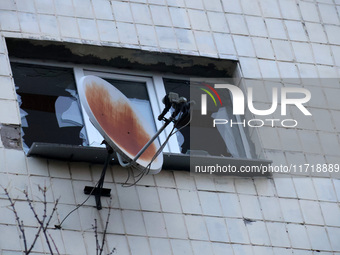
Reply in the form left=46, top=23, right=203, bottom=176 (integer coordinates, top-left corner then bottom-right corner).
left=163, top=78, right=191, bottom=154
left=163, top=78, right=248, bottom=158
left=11, top=62, right=87, bottom=151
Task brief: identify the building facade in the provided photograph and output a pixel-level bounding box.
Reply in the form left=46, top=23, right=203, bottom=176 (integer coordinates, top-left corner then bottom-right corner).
left=0, top=0, right=340, bottom=254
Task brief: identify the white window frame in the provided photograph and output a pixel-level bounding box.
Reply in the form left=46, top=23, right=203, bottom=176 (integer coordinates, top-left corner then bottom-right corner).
left=10, top=57, right=253, bottom=158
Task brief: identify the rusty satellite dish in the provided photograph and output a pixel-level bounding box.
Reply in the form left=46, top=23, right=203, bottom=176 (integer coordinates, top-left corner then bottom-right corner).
left=78, top=75, right=163, bottom=174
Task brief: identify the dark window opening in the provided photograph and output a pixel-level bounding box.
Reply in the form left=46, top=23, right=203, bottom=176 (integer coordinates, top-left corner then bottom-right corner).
left=11, top=62, right=87, bottom=152
left=163, top=78, right=249, bottom=158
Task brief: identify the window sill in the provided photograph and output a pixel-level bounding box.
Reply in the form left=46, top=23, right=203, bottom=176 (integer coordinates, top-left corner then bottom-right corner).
left=28, top=142, right=272, bottom=176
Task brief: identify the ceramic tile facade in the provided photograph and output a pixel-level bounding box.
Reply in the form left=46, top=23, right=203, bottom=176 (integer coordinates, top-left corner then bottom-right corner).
left=0, top=0, right=339, bottom=254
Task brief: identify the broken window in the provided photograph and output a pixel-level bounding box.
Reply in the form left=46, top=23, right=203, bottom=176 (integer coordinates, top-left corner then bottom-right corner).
left=11, top=62, right=87, bottom=152
left=11, top=60, right=255, bottom=159
left=163, top=78, right=251, bottom=158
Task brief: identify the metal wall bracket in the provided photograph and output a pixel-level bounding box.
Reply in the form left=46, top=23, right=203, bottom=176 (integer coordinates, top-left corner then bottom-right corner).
left=84, top=186, right=111, bottom=210
left=83, top=141, right=113, bottom=210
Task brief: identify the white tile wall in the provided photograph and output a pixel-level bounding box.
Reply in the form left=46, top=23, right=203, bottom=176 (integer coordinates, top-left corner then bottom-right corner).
left=219, top=192, right=242, bottom=217
left=116, top=185, right=140, bottom=210
left=58, top=16, right=80, bottom=38
left=259, top=0, right=281, bottom=18
left=267, top=222, right=290, bottom=247
left=227, top=14, right=248, bottom=35
left=18, top=13, right=40, bottom=34
left=111, top=1, right=133, bottom=23
left=279, top=198, right=304, bottom=223
left=212, top=242, right=234, bottom=255
left=286, top=224, right=311, bottom=249
left=253, top=246, right=274, bottom=255
left=127, top=236, right=151, bottom=255
left=205, top=216, right=229, bottom=242
left=327, top=227, right=340, bottom=251
left=241, top=0, right=261, bottom=16
left=175, top=28, right=197, bottom=51
left=164, top=213, right=188, bottom=239
left=313, top=178, right=338, bottom=202
left=78, top=18, right=99, bottom=41
left=149, top=238, right=172, bottom=255
left=1, top=0, right=340, bottom=254
left=300, top=200, right=324, bottom=225
left=194, top=30, right=217, bottom=56
left=293, top=177, right=318, bottom=200
left=92, top=0, right=113, bottom=20
left=191, top=240, right=214, bottom=255
left=300, top=1, right=320, bottom=22
left=225, top=218, right=250, bottom=244
left=156, top=26, right=178, bottom=50
left=306, top=225, right=332, bottom=251
left=246, top=221, right=271, bottom=245
left=185, top=215, right=209, bottom=240
left=208, top=12, right=229, bottom=33
left=137, top=186, right=161, bottom=211
left=158, top=187, right=182, bottom=213
left=234, top=178, right=257, bottom=195
left=170, top=239, right=193, bottom=255
left=116, top=22, right=138, bottom=45
left=194, top=175, right=216, bottom=191
left=233, top=244, right=254, bottom=255
left=143, top=211, right=167, bottom=237
left=178, top=189, right=202, bottom=214
left=265, top=19, right=287, bottom=40
left=319, top=4, right=340, bottom=25
left=198, top=191, right=223, bottom=216
left=122, top=210, right=146, bottom=236
left=320, top=202, right=340, bottom=227
left=259, top=196, right=283, bottom=221
left=312, top=43, right=334, bottom=66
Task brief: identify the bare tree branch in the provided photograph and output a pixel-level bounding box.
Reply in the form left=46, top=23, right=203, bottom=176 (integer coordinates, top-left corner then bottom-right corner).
left=48, top=232, right=60, bottom=255
left=93, top=219, right=100, bottom=255
left=23, top=188, right=57, bottom=254
left=1, top=185, right=60, bottom=255
left=100, top=197, right=113, bottom=255
left=2, top=185, right=115, bottom=255
left=24, top=189, right=44, bottom=254
left=2, top=187, right=28, bottom=254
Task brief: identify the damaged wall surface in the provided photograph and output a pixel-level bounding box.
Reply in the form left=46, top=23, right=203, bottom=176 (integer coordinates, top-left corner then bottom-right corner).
left=0, top=0, right=339, bottom=255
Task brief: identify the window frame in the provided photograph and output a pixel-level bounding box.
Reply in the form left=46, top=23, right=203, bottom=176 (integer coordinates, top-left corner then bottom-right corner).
left=10, top=57, right=253, bottom=159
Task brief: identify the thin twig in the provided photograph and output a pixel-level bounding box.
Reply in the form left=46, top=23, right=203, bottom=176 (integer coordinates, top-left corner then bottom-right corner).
left=48, top=232, right=60, bottom=255
left=39, top=185, right=55, bottom=254
left=25, top=188, right=46, bottom=253
left=99, top=197, right=113, bottom=255
left=2, top=187, right=28, bottom=253
left=23, top=190, right=44, bottom=253
left=23, top=190, right=54, bottom=254
left=44, top=197, right=59, bottom=232
left=93, top=219, right=100, bottom=255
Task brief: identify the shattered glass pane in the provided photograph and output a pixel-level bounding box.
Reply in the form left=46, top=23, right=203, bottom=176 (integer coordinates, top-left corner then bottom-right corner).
left=11, top=62, right=87, bottom=152
left=163, top=78, right=191, bottom=154
left=163, top=78, right=247, bottom=158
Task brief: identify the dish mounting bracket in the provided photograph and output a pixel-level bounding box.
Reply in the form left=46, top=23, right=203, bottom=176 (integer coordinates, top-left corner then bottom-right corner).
left=84, top=141, right=113, bottom=210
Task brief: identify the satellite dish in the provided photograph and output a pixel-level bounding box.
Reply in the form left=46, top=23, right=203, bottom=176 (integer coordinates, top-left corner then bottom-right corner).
left=78, top=75, right=163, bottom=174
